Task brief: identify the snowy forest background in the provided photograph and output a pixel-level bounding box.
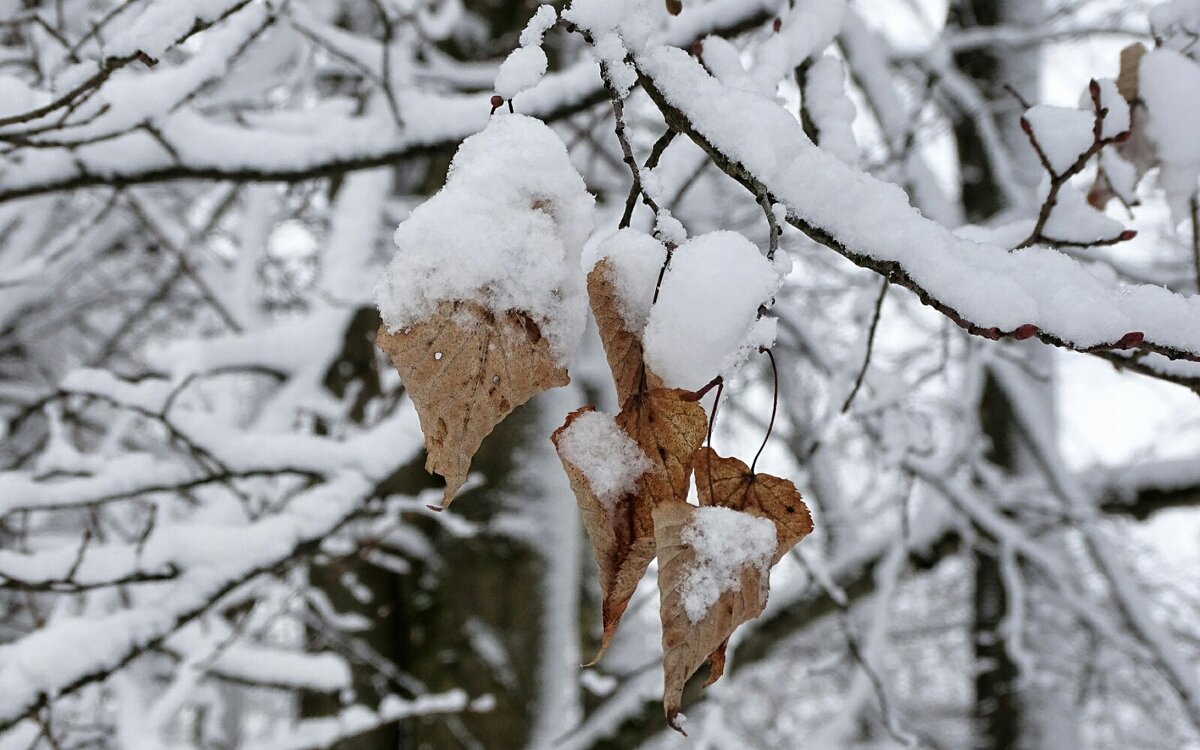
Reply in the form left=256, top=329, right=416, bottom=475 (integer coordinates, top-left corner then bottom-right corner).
left=4, top=0, right=1200, bottom=748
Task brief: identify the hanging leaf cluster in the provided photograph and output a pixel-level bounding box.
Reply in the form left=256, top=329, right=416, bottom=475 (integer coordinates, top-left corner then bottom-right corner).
left=375, top=127, right=813, bottom=733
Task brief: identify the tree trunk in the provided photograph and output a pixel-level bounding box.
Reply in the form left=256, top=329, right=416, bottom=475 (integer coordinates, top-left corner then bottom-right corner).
left=952, top=0, right=1043, bottom=745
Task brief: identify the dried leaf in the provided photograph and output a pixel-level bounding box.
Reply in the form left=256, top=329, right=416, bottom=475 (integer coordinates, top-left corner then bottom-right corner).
left=552, top=407, right=656, bottom=664
left=616, top=388, right=707, bottom=509
left=377, top=300, right=568, bottom=507
left=1115, top=43, right=1147, bottom=103
left=552, top=390, right=705, bottom=662
left=587, top=258, right=663, bottom=405
left=692, top=447, right=813, bottom=563
left=654, top=502, right=770, bottom=734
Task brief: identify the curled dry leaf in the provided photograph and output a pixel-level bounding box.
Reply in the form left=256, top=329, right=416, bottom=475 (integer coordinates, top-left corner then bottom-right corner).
left=653, top=502, right=770, bottom=734
left=553, top=389, right=706, bottom=662
left=643, top=447, right=815, bottom=729
left=692, top=447, right=813, bottom=563
left=616, top=388, right=707, bottom=509
left=586, top=258, right=663, bottom=405
left=552, top=407, right=656, bottom=664
left=377, top=299, right=568, bottom=508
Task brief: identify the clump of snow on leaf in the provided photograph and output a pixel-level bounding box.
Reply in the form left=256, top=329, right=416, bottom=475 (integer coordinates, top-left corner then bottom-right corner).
left=586, top=228, right=669, bottom=330
left=375, top=114, right=594, bottom=363
left=642, top=231, right=782, bottom=390
left=557, top=410, right=652, bottom=507
left=679, top=507, right=775, bottom=622
left=495, top=6, right=557, bottom=99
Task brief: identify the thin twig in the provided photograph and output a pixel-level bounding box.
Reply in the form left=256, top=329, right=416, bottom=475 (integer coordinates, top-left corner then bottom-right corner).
left=842, top=277, right=888, bottom=413
left=750, top=348, right=778, bottom=473
left=1016, top=79, right=1133, bottom=249
left=758, top=192, right=781, bottom=260
left=621, top=128, right=676, bottom=227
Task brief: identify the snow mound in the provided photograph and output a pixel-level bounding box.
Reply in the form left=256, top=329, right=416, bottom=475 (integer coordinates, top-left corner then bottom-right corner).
left=375, top=114, right=594, bottom=363
left=588, top=228, right=670, bottom=331
left=642, top=231, right=782, bottom=389
left=557, top=410, right=652, bottom=507
left=679, top=506, right=776, bottom=622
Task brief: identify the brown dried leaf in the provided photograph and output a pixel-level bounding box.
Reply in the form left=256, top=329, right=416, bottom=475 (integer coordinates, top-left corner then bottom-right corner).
left=654, top=502, right=770, bottom=734
left=552, top=407, right=656, bottom=664
left=587, top=258, right=663, bottom=405
left=616, top=388, right=707, bottom=508
left=552, top=390, right=705, bottom=662
left=1115, top=43, right=1147, bottom=103
left=692, top=447, right=813, bottom=563
left=377, top=300, right=568, bottom=507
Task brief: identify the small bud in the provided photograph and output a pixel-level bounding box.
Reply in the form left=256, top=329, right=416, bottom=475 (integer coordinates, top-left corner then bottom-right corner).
left=692, top=40, right=704, bottom=57
left=665, top=0, right=683, bottom=15
left=985, top=327, right=1002, bottom=340
left=1117, top=331, right=1144, bottom=349
left=1014, top=324, right=1039, bottom=340
left=773, top=17, right=782, bottom=32
left=1020, top=117, right=1032, bottom=135
left=1089, top=78, right=1101, bottom=99
left=1114, top=129, right=1133, bottom=143
left=1118, top=229, right=1138, bottom=242
left=490, top=94, right=504, bottom=109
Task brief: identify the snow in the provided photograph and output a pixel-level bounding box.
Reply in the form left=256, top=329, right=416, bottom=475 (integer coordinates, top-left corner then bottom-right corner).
left=1040, top=183, right=1125, bottom=244
left=374, top=114, right=594, bottom=363
left=0, top=75, right=35, bottom=119
left=1100, top=149, right=1139, bottom=205
left=0, top=1, right=774, bottom=206
left=642, top=231, right=782, bottom=390
left=521, top=5, right=559, bottom=47
left=633, top=44, right=1200, bottom=355
left=1088, top=78, right=1130, bottom=140
left=1150, top=0, right=1200, bottom=33
left=1140, top=48, right=1200, bottom=220
left=587, top=228, right=669, bottom=331
left=679, top=507, right=776, bottom=622
left=563, top=0, right=661, bottom=97
left=496, top=46, right=550, bottom=100
left=496, top=8, right=557, bottom=100
left=106, top=0, right=250, bottom=58
left=259, top=690, right=479, bottom=750
left=0, top=472, right=373, bottom=726
left=557, top=410, right=651, bottom=507
left=804, top=54, right=858, bottom=164
left=749, top=0, right=847, bottom=93
left=1023, top=104, right=1094, bottom=175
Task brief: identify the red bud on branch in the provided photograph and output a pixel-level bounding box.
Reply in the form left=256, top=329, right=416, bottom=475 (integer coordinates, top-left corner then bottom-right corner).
left=1117, top=331, right=1144, bottom=349
left=1014, top=324, right=1039, bottom=340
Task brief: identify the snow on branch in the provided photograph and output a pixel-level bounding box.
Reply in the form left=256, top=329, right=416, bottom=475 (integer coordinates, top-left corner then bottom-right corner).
left=0, top=472, right=371, bottom=731
left=624, top=42, right=1200, bottom=390
left=0, top=0, right=776, bottom=204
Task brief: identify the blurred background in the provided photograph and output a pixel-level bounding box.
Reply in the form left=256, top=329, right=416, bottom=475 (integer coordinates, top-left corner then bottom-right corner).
left=2, top=0, right=1200, bottom=748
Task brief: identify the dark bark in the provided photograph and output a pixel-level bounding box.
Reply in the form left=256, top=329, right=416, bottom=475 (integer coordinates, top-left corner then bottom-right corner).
left=954, top=0, right=1026, bottom=736
left=951, top=1, right=1031, bottom=743
left=973, top=373, right=1022, bottom=750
